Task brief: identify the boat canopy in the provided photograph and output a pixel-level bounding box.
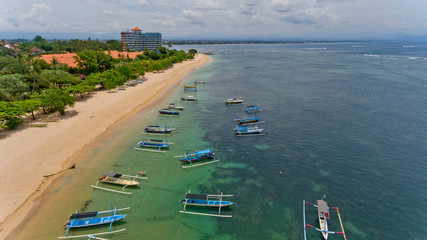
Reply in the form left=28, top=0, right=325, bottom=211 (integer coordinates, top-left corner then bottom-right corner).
left=69, top=211, right=98, bottom=219
left=195, top=149, right=212, bottom=155
left=104, top=171, right=122, bottom=178
left=186, top=193, right=208, bottom=200
left=147, top=125, right=160, bottom=128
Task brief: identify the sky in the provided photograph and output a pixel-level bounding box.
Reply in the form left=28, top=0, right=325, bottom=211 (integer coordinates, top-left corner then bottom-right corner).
left=1, top=0, right=427, bottom=40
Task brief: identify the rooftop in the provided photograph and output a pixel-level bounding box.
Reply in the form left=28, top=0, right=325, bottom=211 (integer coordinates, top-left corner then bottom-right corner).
left=39, top=50, right=143, bottom=68
left=131, top=27, right=142, bottom=31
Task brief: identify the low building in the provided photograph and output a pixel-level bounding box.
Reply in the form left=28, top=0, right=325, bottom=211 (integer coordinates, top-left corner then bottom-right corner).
left=121, top=27, right=162, bottom=52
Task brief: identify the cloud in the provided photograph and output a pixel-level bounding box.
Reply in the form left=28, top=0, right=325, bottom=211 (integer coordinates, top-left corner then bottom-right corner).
left=138, top=0, right=148, bottom=6
left=268, top=0, right=337, bottom=26
left=4, top=3, right=52, bottom=29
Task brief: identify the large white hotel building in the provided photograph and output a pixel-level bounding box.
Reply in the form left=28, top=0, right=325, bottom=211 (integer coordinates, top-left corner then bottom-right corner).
left=121, top=27, right=162, bottom=52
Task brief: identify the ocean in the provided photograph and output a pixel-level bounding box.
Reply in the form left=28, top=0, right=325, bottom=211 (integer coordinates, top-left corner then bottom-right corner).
left=13, top=42, right=427, bottom=240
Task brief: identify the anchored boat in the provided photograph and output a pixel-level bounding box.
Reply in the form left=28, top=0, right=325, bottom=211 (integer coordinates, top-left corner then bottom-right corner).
left=234, top=125, right=266, bottom=136
left=158, top=108, right=180, bottom=115
left=59, top=203, right=129, bottom=239
left=180, top=95, right=198, bottom=101
left=225, top=97, right=244, bottom=104
left=184, top=87, right=198, bottom=92
left=136, top=139, right=171, bottom=152
left=91, top=171, right=146, bottom=195
left=177, top=149, right=219, bottom=168
left=303, top=199, right=348, bottom=240
left=244, top=104, right=262, bottom=113
left=168, top=103, right=184, bottom=110
left=184, top=84, right=197, bottom=89
left=235, top=115, right=261, bottom=124
left=179, top=191, right=234, bottom=217
left=144, top=125, right=174, bottom=134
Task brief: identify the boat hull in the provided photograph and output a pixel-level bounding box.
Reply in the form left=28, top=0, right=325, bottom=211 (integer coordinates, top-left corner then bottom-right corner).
left=66, top=215, right=126, bottom=229
left=98, top=176, right=140, bottom=186
left=180, top=155, right=213, bottom=163
left=181, top=199, right=234, bottom=208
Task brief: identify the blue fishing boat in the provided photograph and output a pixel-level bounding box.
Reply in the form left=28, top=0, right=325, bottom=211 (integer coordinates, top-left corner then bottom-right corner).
left=177, top=149, right=219, bottom=168
left=180, top=191, right=234, bottom=217
left=184, top=87, right=198, bottom=92
left=235, top=115, right=261, bottom=124
left=245, top=104, right=262, bottom=113
left=136, top=139, right=171, bottom=152
left=158, top=108, right=180, bottom=115
left=144, top=125, right=174, bottom=134
left=234, top=125, right=266, bottom=136
left=60, top=203, right=129, bottom=238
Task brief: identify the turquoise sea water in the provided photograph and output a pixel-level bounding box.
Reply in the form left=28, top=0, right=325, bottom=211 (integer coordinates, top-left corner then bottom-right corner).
left=14, top=42, right=427, bottom=240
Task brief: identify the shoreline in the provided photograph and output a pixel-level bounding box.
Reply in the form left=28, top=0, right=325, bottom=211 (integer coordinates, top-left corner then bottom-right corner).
left=0, top=54, right=211, bottom=239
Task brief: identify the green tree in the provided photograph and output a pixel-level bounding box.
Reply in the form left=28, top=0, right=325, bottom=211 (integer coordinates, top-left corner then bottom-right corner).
left=38, top=88, right=75, bottom=115
left=66, top=84, right=94, bottom=98
left=188, top=49, right=198, bottom=55
left=50, top=57, right=59, bottom=69
left=0, top=74, right=29, bottom=100
left=22, top=98, right=42, bottom=120
left=0, top=101, right=26, bottom=129
left=33, top=35, right=44, bottom=42
left=98, top=70, right=126, bottom=90
left=0, top=56, right=22, bottom=74
left=41, top=69, right=81, bottom=88
left=74, top=50, right=115, bottom=75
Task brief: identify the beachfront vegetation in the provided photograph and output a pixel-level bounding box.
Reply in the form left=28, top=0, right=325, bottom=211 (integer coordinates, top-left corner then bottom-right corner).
left=0, top=37, right=196, bottom=129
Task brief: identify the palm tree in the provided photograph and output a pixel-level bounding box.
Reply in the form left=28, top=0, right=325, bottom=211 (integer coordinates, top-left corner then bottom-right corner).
left=50, top=56, right=59, bottom=70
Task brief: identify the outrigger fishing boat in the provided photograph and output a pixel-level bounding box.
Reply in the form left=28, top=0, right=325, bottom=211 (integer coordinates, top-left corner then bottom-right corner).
left=184, top=84, right=197, bottom=89
left=235, top=115, right=262, bottom=125
left=194, top=80, right=206, bottom=84
left=303, top=199, right=348, bottom=240
left=234, top=125, right=266, bottom=136
left=168, top=103, right=184, bottom=110
left=91, top=171, right=146, bottom=195
left=59, top=203, right=129, bottom=239
left=184, top=87, right=197, bottom=92
left=158, top=108, right=180, bottom=116
left=244, top=104, right=262, bottom=113
left=176, top=149, right=219, bottom=168
left=179, top=191, right=234, bottom=218
left=225, top=97, right=244, bottom=104
left=180, top=95, right=198, bottom=101
left=144, top=125, right=174, bottom=134
left=136, top=139, right=171, bottom=152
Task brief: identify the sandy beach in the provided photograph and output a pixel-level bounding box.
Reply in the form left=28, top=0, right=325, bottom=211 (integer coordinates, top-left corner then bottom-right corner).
left=0, top=53, right=210, bottom=239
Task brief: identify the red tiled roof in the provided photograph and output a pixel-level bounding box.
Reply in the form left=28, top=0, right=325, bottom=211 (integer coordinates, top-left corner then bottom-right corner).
left=38, top=50, right=143, bottom=68
left=131, top=27, right=142, bottom=31
left=31, top=46, right=42, bottom=52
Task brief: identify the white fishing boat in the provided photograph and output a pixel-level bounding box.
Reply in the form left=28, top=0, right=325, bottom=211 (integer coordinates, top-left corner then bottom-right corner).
left=91, top=171, right=146, bottom=195
left=317, top=200, right=329, bottom=239
left=225, top=97, right=244, bottom=104
left=303, top=199, right=348, bottom=240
